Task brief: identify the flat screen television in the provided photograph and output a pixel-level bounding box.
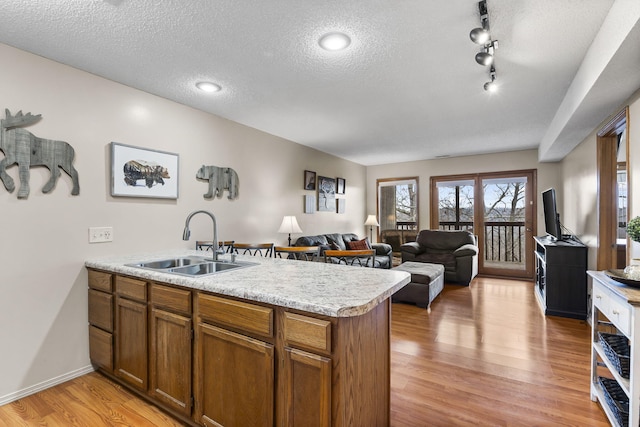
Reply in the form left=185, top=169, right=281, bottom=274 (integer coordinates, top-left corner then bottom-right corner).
left=542, top=188, right=562, bottom=240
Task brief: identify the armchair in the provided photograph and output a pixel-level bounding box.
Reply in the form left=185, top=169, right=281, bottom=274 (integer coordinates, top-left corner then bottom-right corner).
left=400, top=230, right=478, bottom=285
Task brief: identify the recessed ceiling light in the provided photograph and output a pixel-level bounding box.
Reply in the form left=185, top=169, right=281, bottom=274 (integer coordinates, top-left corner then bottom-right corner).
left=196, top=81, right=221, bottom=93
left=318, top=32, right=351, bottom=51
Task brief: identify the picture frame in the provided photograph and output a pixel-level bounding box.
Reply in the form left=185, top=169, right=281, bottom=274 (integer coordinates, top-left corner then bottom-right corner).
left=304, top=170, right=316, bottom=190
left=317, top=175, right=336, bottom=212
left=111, top=142, right=179, bottom=199
left=337, top=177, right=346, bottom=194
left=304, top=194, right=315, bottom=213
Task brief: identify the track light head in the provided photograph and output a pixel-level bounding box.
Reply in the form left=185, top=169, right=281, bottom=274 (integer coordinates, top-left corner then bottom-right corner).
left=484, top=66, right=497, bottom=92
left=470, top=27, right=490, bottom=44
left=475, top=51, right=493, bottom=66
left=483, top=80, right=497, bottom=92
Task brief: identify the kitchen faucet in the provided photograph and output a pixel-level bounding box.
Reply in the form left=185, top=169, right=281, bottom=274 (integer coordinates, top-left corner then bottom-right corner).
left=182, top=210, right=221, bottom=261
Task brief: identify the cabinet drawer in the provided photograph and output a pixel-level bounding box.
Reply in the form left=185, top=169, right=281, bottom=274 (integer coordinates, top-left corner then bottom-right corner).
left=116, top=276, right=147, bottom=302
left=150, top=283, right=191, bottom=315
left=89, top=289, right=113, bottom=332
left=593, top=282, right=631, bottom=336
left=88, top=270, right=112, bottom=292
left=284, top=312, right=331, bottom=353
left=89, top=325, right=113, bottom=371
left=197, top=293, right=273, bottom=338
left=592, top=284, right=610, bottom=314
left=607, top=295, right=631, bottom=336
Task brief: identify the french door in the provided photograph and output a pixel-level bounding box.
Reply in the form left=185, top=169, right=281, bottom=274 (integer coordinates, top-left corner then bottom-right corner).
left=431, top=170, right=536, bottom=279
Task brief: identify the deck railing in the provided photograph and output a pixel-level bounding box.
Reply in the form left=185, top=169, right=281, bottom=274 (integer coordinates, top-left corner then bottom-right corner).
left=438, top=221, right=525, bottom=263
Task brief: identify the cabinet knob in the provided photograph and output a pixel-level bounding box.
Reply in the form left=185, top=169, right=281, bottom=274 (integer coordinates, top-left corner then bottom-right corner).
left=613, top=310, right=619, bottom=315
left=595, top=294, right=602, bottom=299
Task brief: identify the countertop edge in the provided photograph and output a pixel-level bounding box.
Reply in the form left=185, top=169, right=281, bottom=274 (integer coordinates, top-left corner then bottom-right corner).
left=86, top=250, right=411, bottom=318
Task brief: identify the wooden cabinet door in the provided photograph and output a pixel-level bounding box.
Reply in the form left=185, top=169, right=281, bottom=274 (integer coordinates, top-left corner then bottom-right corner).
left=149, top=307, right=192, bottom=416
left=89, top=325, right=113, bottom=371
left=282, top=347, right=331, bottom=427
left=195, top=323, right=274, bottom=427
left=115, top=296, right=147, bottom=391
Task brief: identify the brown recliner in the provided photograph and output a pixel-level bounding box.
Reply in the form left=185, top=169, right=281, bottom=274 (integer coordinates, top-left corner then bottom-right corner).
left=400, top=230, right=478, bottom=285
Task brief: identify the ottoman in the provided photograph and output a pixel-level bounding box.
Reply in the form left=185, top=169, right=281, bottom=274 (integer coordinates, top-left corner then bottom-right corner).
left=392, top=262, right=445, bottom=309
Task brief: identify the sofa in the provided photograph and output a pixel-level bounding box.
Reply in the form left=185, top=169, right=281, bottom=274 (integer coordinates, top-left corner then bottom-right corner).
left=294, top=233, right=393, bottom=269
left=400, top=230, right=478, bottom=285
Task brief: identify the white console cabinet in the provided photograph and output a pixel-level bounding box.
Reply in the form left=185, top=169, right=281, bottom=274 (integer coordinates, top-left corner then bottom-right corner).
left=589, top=271, right=640, bottom=427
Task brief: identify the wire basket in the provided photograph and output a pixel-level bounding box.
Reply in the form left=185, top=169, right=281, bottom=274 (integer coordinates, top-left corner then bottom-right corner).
left=599, top=377, right=629, bottom=427
left=599, top=332, right=630, bottom=379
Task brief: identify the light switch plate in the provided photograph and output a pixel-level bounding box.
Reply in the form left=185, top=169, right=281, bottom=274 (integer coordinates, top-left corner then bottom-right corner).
left=89, top=226, right=113, bottom=243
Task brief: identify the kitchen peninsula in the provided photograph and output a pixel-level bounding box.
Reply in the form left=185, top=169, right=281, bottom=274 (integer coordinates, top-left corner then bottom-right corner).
left=86, top=250, right=410, bottom=427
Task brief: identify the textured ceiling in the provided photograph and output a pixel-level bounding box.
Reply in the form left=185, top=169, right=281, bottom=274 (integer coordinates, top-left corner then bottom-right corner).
left=0, top=0, right=638, bottom=166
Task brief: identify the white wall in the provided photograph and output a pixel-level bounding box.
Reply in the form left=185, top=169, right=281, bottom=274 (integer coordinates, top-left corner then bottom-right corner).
left=0, top=43, right=366, bottom=401
left=366, top=149, right=562, bottom=236
left=560, top=88, right=640, bottom=270
left=559, top=127, right=598, bottom=268
left=621, top=89, right=640, bottom=259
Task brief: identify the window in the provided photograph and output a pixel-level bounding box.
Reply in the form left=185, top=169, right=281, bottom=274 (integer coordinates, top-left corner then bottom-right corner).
left=376, top=177, right=418, bottom=251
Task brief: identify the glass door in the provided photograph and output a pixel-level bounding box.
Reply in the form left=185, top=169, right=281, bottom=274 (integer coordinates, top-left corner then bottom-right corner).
left=481, top=173, right=534, bottom=278
left=431, top=170, right=536, bottom=279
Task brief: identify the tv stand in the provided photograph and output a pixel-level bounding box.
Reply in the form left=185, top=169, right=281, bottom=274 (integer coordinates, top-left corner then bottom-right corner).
left=534, top=235, right=588, bottom=319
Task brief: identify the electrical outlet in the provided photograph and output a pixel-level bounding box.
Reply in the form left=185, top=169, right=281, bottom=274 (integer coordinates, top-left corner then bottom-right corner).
left=89, top=226, right=114, bottom=243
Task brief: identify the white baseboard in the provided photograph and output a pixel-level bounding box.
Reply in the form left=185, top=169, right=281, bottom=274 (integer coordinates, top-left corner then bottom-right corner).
left=0, top=365, right=95, bottom=406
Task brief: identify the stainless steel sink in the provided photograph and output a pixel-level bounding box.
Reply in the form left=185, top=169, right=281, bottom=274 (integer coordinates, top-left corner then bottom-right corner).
left=133, top=256, right=210, bottom=269
left=169, top=261, right=244, bottom=276
left=127, top=257, right=256, bottom=276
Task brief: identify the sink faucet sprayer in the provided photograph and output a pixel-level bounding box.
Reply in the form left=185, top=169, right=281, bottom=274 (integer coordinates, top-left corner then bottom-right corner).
left=182, top=210, right=222, bottom=261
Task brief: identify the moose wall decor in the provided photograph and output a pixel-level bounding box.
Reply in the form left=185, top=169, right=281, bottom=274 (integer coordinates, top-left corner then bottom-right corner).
left=196, top=165, right=239, bottom=200
left=0, top=109, right=79, bottom=199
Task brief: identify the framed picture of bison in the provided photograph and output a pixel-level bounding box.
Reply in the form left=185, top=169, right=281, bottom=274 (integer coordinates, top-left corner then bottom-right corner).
left=110, top=142, right=179, bottom=199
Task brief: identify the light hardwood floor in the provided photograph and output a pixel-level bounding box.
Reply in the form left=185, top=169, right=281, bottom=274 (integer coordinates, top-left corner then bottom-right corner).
left=0, top=277, right=609, bottom=426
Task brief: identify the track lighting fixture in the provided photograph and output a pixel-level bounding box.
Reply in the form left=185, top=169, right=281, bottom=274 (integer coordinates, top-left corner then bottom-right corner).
left=470, top=0, right=499, bottom=92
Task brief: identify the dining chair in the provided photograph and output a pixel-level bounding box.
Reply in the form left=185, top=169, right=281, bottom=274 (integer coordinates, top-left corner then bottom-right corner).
left=233, top=243, right=275, bottom=257
left=323, top=249, right=376, bottom=267
left=274, top=246, right=320, bottom=261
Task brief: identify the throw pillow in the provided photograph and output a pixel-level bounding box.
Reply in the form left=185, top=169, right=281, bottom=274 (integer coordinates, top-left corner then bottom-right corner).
left=326, top=236, right=341, bottom=250
left=346, top=238, right=371, bottom=250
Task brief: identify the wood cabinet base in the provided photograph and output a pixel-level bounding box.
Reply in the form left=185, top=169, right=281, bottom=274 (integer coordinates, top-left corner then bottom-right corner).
left=88, top=269, right=391, bottom=427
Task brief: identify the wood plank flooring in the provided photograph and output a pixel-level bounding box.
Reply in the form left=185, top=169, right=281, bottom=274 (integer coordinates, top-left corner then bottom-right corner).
left=0, top=277, right=609, bottom=426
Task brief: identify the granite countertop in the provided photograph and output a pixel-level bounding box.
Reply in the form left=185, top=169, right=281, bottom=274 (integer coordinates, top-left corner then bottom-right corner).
left=588, top=270, right=640, bottom=305
left=86, top=249, right=410, bottom=318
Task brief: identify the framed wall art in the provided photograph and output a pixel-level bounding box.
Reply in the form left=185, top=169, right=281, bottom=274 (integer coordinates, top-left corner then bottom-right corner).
left=111, top=142, right=179, bottom=199
left=304, top=194, right=315, bottom=213
left=317, top=175, right=336, bottom=212
left=304, top=170, right=316, bottom=190
left=337, top=177, right=346, bottom=194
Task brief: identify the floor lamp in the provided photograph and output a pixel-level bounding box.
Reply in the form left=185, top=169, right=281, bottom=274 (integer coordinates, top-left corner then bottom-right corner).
left=364, top=215, right=379, bottom=242
left=278, top=215, right=302, bottom=246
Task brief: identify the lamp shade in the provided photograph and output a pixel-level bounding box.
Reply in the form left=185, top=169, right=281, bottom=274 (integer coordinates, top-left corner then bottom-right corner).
left=278, top=216, right=302, bottom=234
left=364, top=215, right=380, bottom=227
